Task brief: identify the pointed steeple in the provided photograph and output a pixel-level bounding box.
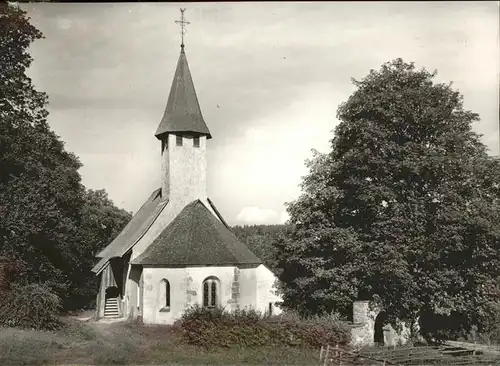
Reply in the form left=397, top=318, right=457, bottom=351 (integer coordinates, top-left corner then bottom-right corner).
left=155, top=45, right=211, bottom=140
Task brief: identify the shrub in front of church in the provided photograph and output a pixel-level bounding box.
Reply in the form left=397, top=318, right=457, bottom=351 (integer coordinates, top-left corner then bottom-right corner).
left=0, top=283, right=62, bottom=331
left=178, top=305, right=351, bottom=349
left=266, top=311, right=351, bottom=348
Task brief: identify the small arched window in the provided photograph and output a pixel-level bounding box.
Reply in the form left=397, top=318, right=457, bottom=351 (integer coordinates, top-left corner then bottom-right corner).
left=202, top=276, right=219, bottom=308
left=159, top=279, right=170, bottom=312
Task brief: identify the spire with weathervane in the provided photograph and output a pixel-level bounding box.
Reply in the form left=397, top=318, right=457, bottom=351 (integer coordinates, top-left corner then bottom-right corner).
left=157, top=9, right=211, bottom=204
left=155, top=8, right=211, bottom=140
left=177, top=7, right=188, bottom=49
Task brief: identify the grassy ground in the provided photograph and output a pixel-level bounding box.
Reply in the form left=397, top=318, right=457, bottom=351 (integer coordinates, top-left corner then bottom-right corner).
left=0, top=316, right=319, bottom=365
left=3, top=314, right=497, bottom=365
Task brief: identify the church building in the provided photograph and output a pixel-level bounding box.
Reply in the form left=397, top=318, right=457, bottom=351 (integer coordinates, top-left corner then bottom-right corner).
left=91, top=14, right=282, bottom=324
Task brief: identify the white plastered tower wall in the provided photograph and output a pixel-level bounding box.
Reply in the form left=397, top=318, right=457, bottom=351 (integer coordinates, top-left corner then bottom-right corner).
left=161, top=134, right=208, bottom=204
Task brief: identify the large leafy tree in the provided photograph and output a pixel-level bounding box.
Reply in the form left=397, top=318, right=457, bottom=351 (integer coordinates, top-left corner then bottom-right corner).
left=0, top=4, right=131, bottom=311
left=276, top=58, right=500, bottom=338
left=0, top=3, right=85, bottom=296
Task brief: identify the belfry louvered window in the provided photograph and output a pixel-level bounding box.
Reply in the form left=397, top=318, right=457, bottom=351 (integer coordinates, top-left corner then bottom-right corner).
left=176, top=135, right=183, bottom=146
left=161, top=138, right=168, bottom=153
left=193, top=136, right=200, bottom=148
left=202, top=277, right=219, bottom=308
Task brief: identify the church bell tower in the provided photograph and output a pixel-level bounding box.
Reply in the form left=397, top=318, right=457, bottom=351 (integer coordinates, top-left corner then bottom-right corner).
left=155, top=9, right=212, bottom=205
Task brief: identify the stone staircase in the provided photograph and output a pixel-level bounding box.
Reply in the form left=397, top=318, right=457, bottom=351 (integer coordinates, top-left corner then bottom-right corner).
left=104, top=297, right=120, bottom=318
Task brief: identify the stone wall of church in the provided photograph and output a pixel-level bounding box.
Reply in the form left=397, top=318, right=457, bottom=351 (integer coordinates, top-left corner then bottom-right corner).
left=140, top=265, right=282, bottom=325
left=141, top=267, right=186, bottom=324
left=238, top=267, right=257, bottom=310
left=255, top=264, right=283, bottom=316
left=141, top=266, right=236, bottom=324
left=125, top=266, right=142, bottom=320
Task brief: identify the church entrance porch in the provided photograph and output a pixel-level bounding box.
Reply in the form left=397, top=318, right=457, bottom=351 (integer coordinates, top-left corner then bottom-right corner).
left=97, top=260, right=126, bottom=319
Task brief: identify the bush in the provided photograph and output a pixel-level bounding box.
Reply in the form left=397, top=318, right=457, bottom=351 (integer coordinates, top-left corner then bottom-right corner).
left=177, top=305, right=351, bottom=349
left=473, top=302, right=500, bottom=345
left=0, top=283, right=62, bottom=331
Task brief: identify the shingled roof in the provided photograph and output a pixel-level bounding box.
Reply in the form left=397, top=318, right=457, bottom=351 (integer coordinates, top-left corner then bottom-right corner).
left=131, top=199, right=262, bottom=266
left=91, top=188, right=167, bottom=274
left=155, top=46, right=211, bottom=140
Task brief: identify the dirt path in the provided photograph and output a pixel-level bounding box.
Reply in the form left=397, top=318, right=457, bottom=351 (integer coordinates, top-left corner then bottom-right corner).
left=65, top=310, right=130, bottom=340
left=90, top=319, right=130, bottom=339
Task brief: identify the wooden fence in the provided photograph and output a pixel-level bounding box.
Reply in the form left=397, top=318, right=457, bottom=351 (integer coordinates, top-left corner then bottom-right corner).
left=318, top=344, right=500, bottom=365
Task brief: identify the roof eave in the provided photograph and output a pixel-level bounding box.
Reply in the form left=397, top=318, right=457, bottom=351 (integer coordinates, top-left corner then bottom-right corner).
left=92, top=191, right=168, bottom=277
left=206, top=197, right=230, bottom=229
left=154, top=130, right=212, bottom=140
left=91, top=259, right=110, bottom=275
left=95, top=188, right=162, bottom=258
left=135, top=261, right=262, bottom=268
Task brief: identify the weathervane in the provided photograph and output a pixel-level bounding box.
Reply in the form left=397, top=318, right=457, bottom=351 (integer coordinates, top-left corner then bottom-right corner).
left=175, top=8, right=190, bottom=48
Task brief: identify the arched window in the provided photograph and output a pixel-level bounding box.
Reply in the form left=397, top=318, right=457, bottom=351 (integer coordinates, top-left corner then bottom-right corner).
left=202, top=276, right=219, bottom=308
left=159, top=279, right=170, bottom=312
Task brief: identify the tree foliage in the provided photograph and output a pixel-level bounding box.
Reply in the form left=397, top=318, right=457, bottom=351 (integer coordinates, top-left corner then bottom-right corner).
left=0, top=283, right=62, bottom=331
left=232, top=224, right=289, bottom=272
left=275, top=58, right=500, bottom=338
left=0, top=2, right=84, bottom=296
left=0, top=3, right=131, bottom=311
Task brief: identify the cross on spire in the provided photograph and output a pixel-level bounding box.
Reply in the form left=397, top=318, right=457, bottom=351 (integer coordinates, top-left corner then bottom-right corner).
left=175, top=8, right=190, bottom=48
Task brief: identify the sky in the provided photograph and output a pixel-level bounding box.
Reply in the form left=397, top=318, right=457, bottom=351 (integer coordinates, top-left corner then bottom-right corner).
left=21, top=2, right=500, bottom=226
